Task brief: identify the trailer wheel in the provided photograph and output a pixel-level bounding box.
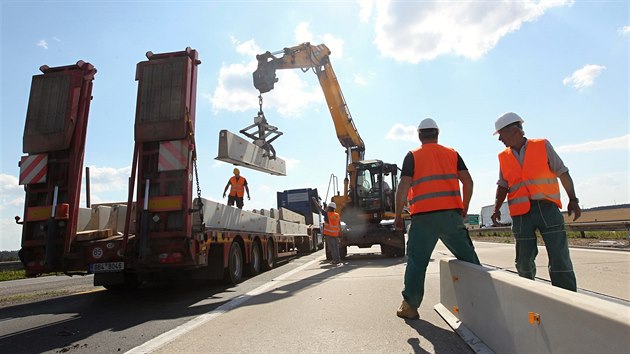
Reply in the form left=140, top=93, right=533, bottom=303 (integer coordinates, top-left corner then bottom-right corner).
left=224, top=241, right=243, bottom=284
left=247, top=241, right=262, bottom=276
left=262, top=240, right=275, bottom=271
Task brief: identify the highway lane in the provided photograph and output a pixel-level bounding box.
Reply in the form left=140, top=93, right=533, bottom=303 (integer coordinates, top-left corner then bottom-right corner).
left=0, top=253, right=323, bottom=354
left=0, top=242, right=627, bottom=353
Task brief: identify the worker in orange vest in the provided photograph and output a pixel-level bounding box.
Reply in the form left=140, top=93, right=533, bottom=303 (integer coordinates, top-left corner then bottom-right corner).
left=312, top=197, right=342, bottom=265
left=492, top=112, right=580, bottom=292
left=394, top=118, right=481, bottom=320
left=223, top=168, right=250, bottom=209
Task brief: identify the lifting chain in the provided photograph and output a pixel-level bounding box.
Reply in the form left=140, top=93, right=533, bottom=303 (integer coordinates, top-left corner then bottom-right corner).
left=193, top=155, right=204, bottom=228
left=258, top=94, right=264, bottom=115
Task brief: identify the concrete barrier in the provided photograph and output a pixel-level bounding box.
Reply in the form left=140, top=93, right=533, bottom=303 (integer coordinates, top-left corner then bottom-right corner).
left=436, top=258, right=630, bottom=354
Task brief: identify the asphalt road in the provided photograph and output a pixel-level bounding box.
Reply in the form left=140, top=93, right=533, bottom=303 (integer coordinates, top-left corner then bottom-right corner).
left=0, top=242, right=628, bottom=353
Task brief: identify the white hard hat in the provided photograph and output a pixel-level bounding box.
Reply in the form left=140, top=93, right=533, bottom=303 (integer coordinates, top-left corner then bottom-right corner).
left=494, top=112, right=524, bottom=135
left=418, top=118, right=439, bottom=132
left=328, top=202, right=336, bottom=209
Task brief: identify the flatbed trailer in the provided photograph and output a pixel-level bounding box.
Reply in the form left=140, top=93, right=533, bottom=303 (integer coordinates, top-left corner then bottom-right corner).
left=16, top=49, right=318, bottom=289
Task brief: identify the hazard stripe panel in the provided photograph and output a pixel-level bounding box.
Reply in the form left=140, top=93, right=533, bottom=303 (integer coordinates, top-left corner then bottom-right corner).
left=158, top=140, right=189, bottom=172
left=26, top=206, right=53, bottom=222
left=19, top=154, right=48, bottom=185
left=148, top=196, right=184, bottom=212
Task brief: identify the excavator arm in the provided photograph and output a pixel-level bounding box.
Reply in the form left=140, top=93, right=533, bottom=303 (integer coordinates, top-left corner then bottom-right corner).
left=253, top=43, right=365, bottom=210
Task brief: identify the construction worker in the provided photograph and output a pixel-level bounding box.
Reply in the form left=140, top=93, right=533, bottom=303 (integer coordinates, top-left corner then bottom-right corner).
left=394, top=118, right=481, bottom=320
left=492, top=112, right=580, bottom=291
left=312, top=197, right=342, bottom=265
left=223, top=168, right=250, bottom=209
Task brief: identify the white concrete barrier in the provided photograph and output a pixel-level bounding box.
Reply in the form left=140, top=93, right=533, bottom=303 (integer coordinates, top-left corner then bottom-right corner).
left=436, top=258, right=630, bottom=354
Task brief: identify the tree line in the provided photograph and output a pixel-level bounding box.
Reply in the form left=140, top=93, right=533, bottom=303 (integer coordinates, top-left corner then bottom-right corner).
left=0, top=251, right=19, bottom=262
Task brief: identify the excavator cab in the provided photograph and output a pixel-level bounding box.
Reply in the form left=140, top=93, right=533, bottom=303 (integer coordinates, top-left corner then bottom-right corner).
left=350, top=160, right=398, bottom=223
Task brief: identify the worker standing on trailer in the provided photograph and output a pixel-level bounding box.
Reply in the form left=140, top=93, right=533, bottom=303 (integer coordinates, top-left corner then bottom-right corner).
left=223, top=168, right=250, bottom=209
left=312, top=197, right=342, bottom=265
left=394, top=118, right=481, bottom=320
left=491, top=112, right=580, bottom=292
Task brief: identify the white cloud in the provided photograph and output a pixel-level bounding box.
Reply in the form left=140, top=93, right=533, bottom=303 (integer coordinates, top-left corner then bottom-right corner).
left=357, top=0, right=374, bottom=23
left=209, top=26, right=340, bottom=118
left=0, top=174, right=23, bottom=212
left=619, top=26, right=630, bottom=36
left=354, top=74, right=368, bottom=86
left=295, top=22, right=345, bottom=59
left=52, top=36, right=61, bottom=42
left=86, top=165, right=131, bottom=194
left=562, top=64, right=606, bottom=90
left=556, top=134, right=629, bottom=153
left=0, top=174, right=26, bottom=250
left=37, top=39, right=48, bottom=49
left=354, top=71, right=375, bottom=86
left=575, top=171, right=629, bottom=208
left=280, top=156, right=301, bottom=172
left=371, top=0, right=573, bottom=63
left=385, top=123, right=417, bottom=142
left=231, top=37, right=260, bottom=57
left=208, top=61, right=259, bottom=114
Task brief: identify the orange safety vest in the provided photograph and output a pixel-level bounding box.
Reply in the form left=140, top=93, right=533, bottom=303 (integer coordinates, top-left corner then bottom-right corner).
left=229, top=176, right=246, bottom=197
left=498, top=139, right=562, bottom=216
left=323, top=211, right=341, bottom=237
left=408, top=143, right=463, bottom=214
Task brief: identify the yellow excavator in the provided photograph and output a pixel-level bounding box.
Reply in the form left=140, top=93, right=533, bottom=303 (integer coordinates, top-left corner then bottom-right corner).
left=252, top=42, right=405, bottom=258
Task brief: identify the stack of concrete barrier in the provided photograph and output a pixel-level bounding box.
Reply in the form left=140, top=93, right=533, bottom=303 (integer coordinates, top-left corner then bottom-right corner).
left=194, top=198, right=276, bottom=233
left=436, top=258, right=630, bottom=354
left=198, top=199, right=309, bottom=235
left=76, top=204, right=134, bottom=241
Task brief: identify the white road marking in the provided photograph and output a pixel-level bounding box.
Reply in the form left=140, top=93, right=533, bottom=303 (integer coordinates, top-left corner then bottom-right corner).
left=125, top=257, right=321, bottom=354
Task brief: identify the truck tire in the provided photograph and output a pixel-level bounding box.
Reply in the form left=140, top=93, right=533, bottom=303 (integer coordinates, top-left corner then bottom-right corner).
left=340, top=246, right=347, bottom=259
left=224, top=241, right=243, bottom=284
left=247, top=241, right=262, bottom=276
left=381, top=244, right=394, bottom=257
left=311, top=235, right=317, bottom=253
left=102, top=271, right=141, bottom=291
left=262, top=240, right=275, bottom=271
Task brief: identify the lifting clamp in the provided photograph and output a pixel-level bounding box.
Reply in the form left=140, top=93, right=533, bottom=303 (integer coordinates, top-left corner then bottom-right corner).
left=240, top=94, right=283, bottom=160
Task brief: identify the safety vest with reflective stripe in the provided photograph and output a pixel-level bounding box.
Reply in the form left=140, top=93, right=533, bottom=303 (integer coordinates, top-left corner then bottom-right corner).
left=323, top=211, right=341, bottom=237
left=229, top=176, right=246, bottom=197
left=408, top=143, right=463, bottom=214
left=498, top=139, right=562, bottom=216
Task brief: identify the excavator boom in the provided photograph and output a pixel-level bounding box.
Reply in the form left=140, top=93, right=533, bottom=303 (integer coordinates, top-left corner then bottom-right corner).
left=252, top=42, right=405, bottom=257
left=254, top=43, right=365, bottom=160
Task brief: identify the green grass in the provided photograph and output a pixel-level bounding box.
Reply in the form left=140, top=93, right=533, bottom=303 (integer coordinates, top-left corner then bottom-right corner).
left=0, top=270, right=26, bottom=281
left=0, top=289, right=73, bottom=306
left=0, top=270, right=61, bottom=282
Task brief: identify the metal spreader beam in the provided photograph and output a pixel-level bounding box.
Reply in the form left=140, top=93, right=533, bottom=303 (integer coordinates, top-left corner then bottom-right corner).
left=216, top=130, right=286, bottom=176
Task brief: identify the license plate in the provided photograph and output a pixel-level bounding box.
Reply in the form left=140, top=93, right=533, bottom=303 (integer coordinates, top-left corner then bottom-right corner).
left=91, top=262, right=124, bottom=273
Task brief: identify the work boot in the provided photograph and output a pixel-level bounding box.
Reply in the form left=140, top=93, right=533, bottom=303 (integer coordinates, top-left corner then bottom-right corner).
left=396, top=300, right=419, bottom=320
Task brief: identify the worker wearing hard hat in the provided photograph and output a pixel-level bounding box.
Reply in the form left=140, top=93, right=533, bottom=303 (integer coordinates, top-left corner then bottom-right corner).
left=312, top=197, right=342, bottom=265
left=394, top=118, right=481, bottom=320
left=492, top=112, right=580, bottom=292
left=223, top=168, right=250, bottom=209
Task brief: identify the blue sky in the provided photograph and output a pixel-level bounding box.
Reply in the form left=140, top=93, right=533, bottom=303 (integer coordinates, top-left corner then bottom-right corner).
left=1, top=0, right=628, bottom=251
